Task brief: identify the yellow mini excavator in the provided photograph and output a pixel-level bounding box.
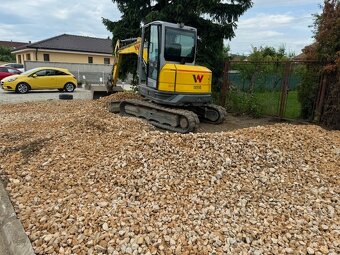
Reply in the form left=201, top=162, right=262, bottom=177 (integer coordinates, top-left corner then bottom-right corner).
left=99, top=21, right=226, bottom=133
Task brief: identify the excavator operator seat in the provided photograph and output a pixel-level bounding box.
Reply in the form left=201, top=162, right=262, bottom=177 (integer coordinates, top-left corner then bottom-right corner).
left=165, top=43, right=182, bottom=61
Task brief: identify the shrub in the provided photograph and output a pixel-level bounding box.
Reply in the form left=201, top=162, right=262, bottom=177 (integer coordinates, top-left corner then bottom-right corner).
left=296, top=65, right=320, bottom=120
left=225, top=88, right=263, bottom=117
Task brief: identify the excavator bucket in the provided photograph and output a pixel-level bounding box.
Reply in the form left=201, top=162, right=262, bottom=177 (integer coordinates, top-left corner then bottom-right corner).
left=91, top=85, right=124, bottom=100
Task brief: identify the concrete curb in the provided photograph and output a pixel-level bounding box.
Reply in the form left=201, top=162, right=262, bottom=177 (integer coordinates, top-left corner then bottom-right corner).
left=0, top=181, right=35, bottom=255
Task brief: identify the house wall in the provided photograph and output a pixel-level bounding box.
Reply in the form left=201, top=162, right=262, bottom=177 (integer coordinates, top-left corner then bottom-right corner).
left=16, top=50, right=36, bottom=63
left=15, top=49, right=114, bottom=65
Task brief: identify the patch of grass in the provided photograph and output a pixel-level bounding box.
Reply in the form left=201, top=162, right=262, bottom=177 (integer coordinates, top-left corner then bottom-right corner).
left=285, top=91, right=302, bottom=119
left=252, top=91, right=280, bottom=116
left=253, top=90, right=301, bottom=118
left=225, top=90, right=301, bottom=119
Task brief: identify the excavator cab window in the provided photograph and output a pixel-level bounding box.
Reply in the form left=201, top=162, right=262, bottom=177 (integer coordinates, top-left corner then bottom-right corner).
left=148, top=26, right=159, bottom=80
left=164, top=27, right=195, bottom=63
left=145, top=25, right=160, bottom=89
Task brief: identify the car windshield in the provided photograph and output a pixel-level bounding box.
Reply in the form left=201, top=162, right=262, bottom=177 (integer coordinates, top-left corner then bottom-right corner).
left=20, top=68, right=42, bottom=76
left=164, top=27, right=196, bottom=63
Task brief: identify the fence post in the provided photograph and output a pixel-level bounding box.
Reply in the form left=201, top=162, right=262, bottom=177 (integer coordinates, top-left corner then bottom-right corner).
left=314, top=73, right=328, bottom=122
left=220, top=61, right=230, bottom=106
left=278, top=61, right=291, bottom=118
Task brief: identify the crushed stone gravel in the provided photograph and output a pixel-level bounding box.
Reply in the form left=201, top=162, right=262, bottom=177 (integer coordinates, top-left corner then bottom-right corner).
left=97, top=91, right=143, bottom=106
left=0, top=98, right=339, bottom=255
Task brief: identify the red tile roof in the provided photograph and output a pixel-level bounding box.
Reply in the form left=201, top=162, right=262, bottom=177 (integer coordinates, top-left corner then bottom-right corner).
left=0, top=41, right=28, bottom=49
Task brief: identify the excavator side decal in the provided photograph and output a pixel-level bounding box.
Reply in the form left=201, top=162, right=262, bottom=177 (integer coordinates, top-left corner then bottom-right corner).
left=193, top=74, right=204, bottom=83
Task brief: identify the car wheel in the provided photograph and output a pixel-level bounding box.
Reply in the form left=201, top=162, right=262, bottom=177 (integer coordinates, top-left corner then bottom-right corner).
left=64, top=83, right=75, bottom=92
left=58, top=88, right=64, bottom=92
left=59, top=94, right=73, bottom=100
left=16, top=83, right=29, bottom=94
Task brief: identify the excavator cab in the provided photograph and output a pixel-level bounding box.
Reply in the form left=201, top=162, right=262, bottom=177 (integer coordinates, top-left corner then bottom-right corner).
left=138, top=21, right=212, bottom=106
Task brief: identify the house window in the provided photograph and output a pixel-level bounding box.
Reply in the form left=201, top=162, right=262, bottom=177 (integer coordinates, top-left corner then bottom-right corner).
left=18, top=55, right=22, bottom=64
left=88, top=57, right=93, bottom=64
left=43, top=54, right=50, bottom=62
left=104, top=58, right=110, bottom=65
left=26, top=54, right=31, bottom=61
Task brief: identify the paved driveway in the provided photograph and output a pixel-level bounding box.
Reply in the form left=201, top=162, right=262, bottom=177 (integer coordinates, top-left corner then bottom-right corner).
left=0, top=88, right=92, bottom=104
left=0, top=234, right=9, bottom=255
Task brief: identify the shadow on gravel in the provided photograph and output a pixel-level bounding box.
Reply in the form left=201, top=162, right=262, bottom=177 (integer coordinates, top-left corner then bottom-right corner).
left=2, top=138, right=50, bottom=163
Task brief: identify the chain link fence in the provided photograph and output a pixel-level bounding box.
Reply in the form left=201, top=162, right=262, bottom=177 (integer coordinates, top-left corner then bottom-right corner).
left=220, top=61, right=327, bottom=121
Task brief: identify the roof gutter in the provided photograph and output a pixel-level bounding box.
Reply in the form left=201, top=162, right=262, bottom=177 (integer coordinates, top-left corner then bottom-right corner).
left=12, top=47, right=112, bottom=56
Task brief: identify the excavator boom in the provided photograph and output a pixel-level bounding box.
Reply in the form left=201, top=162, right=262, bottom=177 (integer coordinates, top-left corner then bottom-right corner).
left=92, top=38, right=143, bottom=99
left=111, top=38, right=143, bottom=88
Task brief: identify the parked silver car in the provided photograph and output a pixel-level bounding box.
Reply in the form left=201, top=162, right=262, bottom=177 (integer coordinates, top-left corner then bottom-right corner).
left=1, top=63, right=25, bottom=72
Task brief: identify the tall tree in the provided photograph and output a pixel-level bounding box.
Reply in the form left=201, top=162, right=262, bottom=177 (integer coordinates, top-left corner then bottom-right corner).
left=312, top=0, right=340, bottom=64
left=236, top=46, right=291, bottom=92
left=315, top=0, right=340, bottom=129
left=300, top=0, right=339, bottom=127
left=0, top=46, right=15, bottom=62
left=103, top=0, right=253, bottom=90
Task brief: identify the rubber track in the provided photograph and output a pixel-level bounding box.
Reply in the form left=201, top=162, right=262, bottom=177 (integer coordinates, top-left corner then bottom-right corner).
left=190, top=104, right=227, bottom=124
left=119, top=99, right=200, bottom=133
left=204, top=104, right=227, bottom=124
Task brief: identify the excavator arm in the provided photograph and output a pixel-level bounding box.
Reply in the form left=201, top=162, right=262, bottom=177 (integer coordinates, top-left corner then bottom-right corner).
left=92, top=37, right=147, bottom=99
left=106, top=37, right=146, bottom=92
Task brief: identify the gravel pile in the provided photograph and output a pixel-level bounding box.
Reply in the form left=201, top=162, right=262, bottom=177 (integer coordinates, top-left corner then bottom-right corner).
left=97, top=92, right=143, bottom=107
left=0, top=100, right=339, bottom=255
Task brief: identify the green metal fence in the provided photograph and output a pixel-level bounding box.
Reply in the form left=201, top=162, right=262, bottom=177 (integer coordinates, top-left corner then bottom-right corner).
left=220, top=61, right=325, bottom=120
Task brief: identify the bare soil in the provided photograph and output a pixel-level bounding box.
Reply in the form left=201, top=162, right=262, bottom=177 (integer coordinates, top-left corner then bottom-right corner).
left=197, top=114, right=277, bottom=133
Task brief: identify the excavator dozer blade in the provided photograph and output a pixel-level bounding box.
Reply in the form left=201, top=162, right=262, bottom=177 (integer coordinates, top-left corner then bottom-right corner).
left=91, top=86, right=124, bottom=100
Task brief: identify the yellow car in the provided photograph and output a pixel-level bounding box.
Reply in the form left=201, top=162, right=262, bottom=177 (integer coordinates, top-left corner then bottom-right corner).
left=0, top=67, right=77, bottom=94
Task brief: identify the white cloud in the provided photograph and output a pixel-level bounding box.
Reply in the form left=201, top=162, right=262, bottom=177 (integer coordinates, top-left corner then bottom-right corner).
left=0, top=0, right=121, bottom=42
left=253, top=0, right=323, bottom=8
left=0, top=24, right=29, bottom=42
left=239, top=14, right=295, bottom=29
left=229, top=2, right=320, bottom=55
left=0, top=0, right=321, bottom=55
left=54, top=9, right=71, bottom=20
left=256, top=30, right=283, bottom=38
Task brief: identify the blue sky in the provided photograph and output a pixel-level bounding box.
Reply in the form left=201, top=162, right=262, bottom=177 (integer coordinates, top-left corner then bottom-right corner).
left=0, top=0, right=322, bottom=55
